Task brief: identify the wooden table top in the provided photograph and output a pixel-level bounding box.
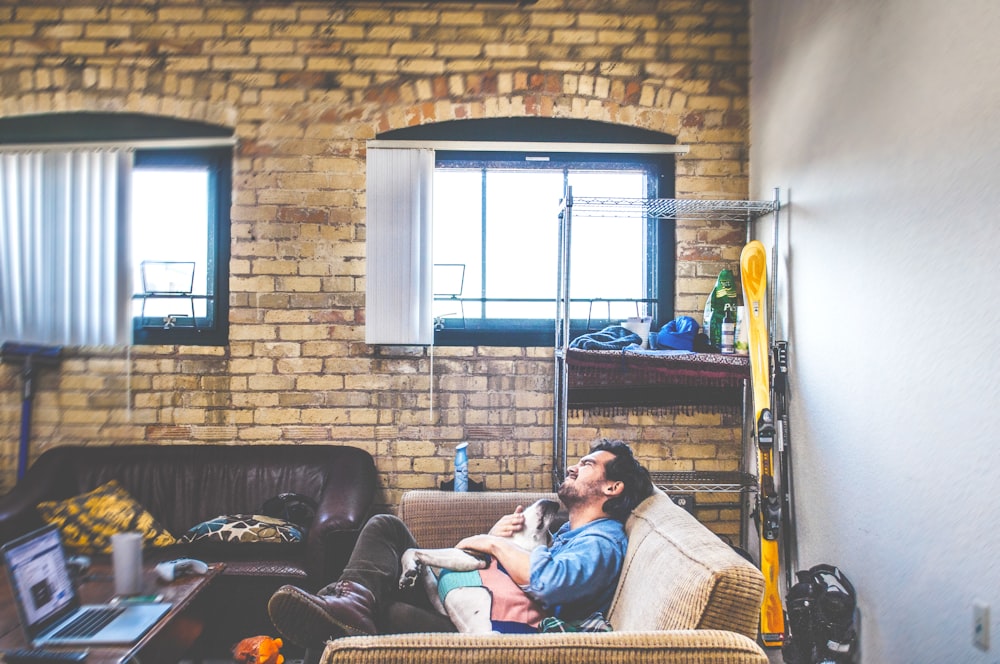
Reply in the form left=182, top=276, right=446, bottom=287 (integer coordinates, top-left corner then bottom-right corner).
left=0, top=561, right=223, bottom=664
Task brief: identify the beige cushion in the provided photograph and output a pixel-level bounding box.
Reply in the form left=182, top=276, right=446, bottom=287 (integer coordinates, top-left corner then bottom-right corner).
left=608, top=491, right=764, bottom=639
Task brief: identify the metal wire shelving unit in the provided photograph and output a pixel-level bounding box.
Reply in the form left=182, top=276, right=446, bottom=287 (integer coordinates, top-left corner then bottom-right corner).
left=566, top=197, right=777, bottom=223
left=553, top=188, right=781, bottom=547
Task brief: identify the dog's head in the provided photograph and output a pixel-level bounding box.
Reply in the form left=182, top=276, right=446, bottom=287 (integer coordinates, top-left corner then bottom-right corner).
left=510, top=498, right=561, bottom=550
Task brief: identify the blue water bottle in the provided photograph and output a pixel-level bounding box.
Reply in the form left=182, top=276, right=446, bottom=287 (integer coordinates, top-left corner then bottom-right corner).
left=454, top=442, right=469, bottom=492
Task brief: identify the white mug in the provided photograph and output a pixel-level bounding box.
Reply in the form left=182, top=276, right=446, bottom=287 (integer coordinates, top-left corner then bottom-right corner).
left=110, top=532, right=144, bottom=596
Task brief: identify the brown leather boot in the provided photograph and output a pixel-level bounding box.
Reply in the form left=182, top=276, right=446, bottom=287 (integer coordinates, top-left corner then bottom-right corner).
left=268, top=581, right=376, bottom=649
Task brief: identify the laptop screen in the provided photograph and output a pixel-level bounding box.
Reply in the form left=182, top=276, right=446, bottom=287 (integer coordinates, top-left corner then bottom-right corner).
left=2, top=525, right=79, bottom=637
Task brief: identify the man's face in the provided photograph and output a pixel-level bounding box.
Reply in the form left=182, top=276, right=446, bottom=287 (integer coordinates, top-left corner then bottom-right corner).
left=557, top=450, right=615, bottom=506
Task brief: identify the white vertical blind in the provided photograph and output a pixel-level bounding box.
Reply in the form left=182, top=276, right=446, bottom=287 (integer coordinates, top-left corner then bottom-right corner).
left=365, top=147, right=434, bottom=345
left=0, top=149, right=132, bottom=346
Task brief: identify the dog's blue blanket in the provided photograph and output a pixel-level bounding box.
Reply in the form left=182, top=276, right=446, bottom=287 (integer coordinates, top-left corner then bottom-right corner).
left=569, top=325, right=641, bottom=351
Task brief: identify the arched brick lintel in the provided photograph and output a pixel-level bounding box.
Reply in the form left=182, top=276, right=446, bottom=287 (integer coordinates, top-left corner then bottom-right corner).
left=0, top=64, right=241, bottom=131
left=345, top=70, right=687, bottom=139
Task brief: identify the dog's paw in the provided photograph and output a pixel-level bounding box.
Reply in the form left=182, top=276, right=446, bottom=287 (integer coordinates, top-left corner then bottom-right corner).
left=399, top=566, right=422, bottom=589
left=399, top=549, right=422, bottom=589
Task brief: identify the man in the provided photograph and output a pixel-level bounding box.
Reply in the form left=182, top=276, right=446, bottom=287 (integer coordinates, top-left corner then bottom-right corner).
left=267, top=439, right=653, bottom=649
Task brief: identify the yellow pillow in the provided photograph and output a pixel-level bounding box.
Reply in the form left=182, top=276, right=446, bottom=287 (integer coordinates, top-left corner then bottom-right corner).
left=36, top=480, right=176, bottom=554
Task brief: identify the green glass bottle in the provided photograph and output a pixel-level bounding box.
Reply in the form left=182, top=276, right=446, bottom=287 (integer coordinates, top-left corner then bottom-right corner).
left=704, top=269, right=738, bottom=350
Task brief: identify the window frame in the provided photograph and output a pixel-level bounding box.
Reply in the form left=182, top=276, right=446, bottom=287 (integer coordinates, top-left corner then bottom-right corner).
left=130, top=146, right=231, bottom=346
left=430, top=149, right=675, bottom=347
left=0, top=112, right=234, bottom=347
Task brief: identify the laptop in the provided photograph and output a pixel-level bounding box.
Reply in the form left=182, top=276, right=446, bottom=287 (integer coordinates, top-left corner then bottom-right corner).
left=1, top=525, right=172, bottom=647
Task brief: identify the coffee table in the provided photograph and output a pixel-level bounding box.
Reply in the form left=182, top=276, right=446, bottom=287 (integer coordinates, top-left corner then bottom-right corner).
left=0, top=561, right=223, bottom=663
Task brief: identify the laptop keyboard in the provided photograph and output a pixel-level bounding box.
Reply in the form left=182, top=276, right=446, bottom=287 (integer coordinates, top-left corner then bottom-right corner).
left=51, top=606, right=125, bottom=638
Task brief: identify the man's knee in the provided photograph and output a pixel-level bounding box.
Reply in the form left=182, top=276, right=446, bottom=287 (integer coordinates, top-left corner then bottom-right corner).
left=358, top=513, right=416, bottom=548
left=362, top=513, right=408, bottom=537
left=366, top=513, right=405, bottom=528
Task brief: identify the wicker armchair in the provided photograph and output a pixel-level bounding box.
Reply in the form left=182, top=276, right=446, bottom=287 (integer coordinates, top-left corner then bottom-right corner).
left=319, top=489, right=769, bottom=664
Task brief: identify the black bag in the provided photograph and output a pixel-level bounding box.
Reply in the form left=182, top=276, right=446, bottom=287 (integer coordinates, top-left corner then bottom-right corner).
left=782, top=564, right=858, bottom=664
left=260, top=492, right=318, bottom=528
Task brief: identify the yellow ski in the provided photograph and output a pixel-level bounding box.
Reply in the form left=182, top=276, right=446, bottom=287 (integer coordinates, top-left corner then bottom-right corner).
left=740, top=240, right=785, bottom=647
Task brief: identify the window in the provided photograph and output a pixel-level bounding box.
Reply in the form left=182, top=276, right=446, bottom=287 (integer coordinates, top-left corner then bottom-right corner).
left=0, top=113, right=232, bottom=347
left=131, top=147, right=231, bottom=345
left=377, top=119, right=677, bottom=347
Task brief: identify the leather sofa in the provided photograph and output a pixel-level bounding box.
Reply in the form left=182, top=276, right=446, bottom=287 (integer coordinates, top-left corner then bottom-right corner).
left=0, top=444, right=377, bottom=654
left=320, top=489, right=769, bottom=664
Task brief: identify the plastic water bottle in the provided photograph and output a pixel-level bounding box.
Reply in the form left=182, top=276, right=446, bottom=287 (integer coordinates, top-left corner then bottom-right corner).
left=454, top=442, right=469, bottom=492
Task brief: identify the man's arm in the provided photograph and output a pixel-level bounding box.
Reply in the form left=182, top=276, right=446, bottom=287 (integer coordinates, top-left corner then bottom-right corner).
left=455, top=534, right=532, bottom=585
left=525, top=527, right=626, bottom=613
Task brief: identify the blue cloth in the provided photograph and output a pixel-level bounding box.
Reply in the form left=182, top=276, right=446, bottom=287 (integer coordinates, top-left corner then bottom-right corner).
left=569, top=325, right=641, bottom=351
left=524, top=518, right=628, bottom=621
left=652, top=315, right=699, bottom=351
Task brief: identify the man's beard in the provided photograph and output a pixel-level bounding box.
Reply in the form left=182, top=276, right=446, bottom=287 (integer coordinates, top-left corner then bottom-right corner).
left=557, top=476, right=602, bottom=507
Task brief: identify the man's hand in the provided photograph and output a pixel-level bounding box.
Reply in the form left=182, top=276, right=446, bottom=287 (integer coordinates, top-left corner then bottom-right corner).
left=456, top=533, right=532, bottom=586
left=488, top=505, right=525, bottom=538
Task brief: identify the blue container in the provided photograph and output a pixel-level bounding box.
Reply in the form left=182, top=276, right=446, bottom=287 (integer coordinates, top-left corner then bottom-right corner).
left=454, top=442, right=469, bottom=492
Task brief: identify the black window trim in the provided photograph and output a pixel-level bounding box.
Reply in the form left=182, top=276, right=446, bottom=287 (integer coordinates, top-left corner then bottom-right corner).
left=130, top=146, right=231, bottom=346
left=431, top=149, right=675, bottom=347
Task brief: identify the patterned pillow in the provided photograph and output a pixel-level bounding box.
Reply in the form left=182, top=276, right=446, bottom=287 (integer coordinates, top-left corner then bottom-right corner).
left=179, top=514, right=305, bottom=545
left=36, top=480, right=177, bottom=554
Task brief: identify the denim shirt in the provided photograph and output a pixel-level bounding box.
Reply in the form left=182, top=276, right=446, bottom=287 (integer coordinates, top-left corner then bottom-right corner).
left=524, top=517, right=628, bottom=621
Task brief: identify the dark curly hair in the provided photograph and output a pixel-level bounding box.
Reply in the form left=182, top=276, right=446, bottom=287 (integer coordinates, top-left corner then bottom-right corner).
left=591, top=439, right=654, bottom=522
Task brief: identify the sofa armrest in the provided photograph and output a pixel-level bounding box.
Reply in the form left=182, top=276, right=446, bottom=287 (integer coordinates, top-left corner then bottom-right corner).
left=320, top=630, right=769, bottom=664
left=398, top=490, right=560, bottom=549
left=305, top=449, right=378, bottom=583
left=0, top=451, right=71, bottom=544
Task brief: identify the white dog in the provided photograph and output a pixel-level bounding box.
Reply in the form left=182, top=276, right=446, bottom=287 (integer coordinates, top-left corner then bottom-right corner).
left=398, top=498, right=561, bottom=633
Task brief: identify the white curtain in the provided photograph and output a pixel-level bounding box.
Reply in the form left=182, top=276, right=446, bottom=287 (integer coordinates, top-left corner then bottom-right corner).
left=365, top=147, right=434, bottom=345
left=0, top=149, right=133, bottom=346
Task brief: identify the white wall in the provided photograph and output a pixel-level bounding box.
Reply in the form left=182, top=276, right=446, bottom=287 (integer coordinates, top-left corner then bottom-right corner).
left=750, top=1, right=1000, bottom=661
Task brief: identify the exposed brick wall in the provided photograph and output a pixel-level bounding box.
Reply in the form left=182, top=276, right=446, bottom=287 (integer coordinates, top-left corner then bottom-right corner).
left=0, top=0, right=751, bottom=538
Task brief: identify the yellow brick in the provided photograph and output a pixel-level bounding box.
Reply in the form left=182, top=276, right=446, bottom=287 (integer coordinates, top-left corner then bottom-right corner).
left=389, top=42, right=435, bottom=57
left=440, top=11, right=485, bottom=26
left=15, top=7, right=63, bottom=21
left=530, top=12, right=575, bottom=27
left=62, top=7, right=109, bottom=21
left=354, top=57, right=400, bottom=73
left=396, top=441, right=438, bottom=457
left=395, top=475, right=436, bottom=490
left=484, top=43, right=529, bottom=59
left=399, top=59, right=445, bottom=75
left=249, top=39, right=295, bottom=54
left=438, top=43, right=482, bottom=58
left=60, top=40, right=106, bottom=56
left=305, top=56, right=352, bottom=71
left=394, top=10, right=439, bottom=24
left=413, top=458, right=448, bottom=473
left=369, top=25, right=413, bottom=41
left=213, top=56, right=259, bottom=71
left=157, top=7, right=206, bottom=21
